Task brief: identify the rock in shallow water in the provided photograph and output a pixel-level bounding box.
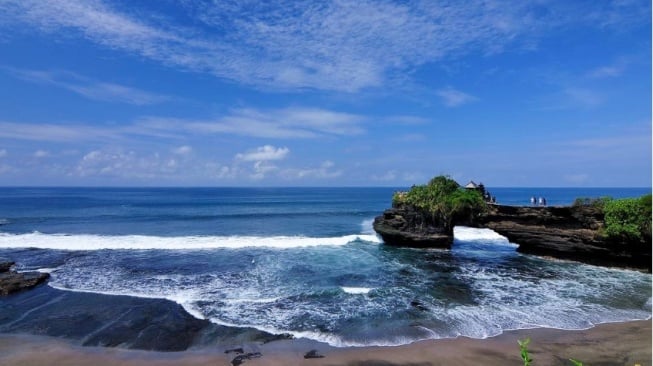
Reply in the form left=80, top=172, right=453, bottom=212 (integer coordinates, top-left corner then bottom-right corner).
left=304, top=349, right=325, bottom=359
left=0, top=258, right=15, bottom=273
left=0, top=263, right=49, bottom=296
left=373, top=207, right=453, bottom=248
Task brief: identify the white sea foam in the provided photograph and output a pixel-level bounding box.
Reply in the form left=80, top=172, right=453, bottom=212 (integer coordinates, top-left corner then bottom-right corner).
left=454, top=226, right=515, bottom=245
left=48, top=282, right=208, bottom=321
left=0, top=232, right=380, bottom=250
left=360, top=218, right=376, bottom=235
left=341, top=287, right=373, bottom=295
left=206, top=317, right=424, bottom=348
left=34, top=225, right=651, bottom=349
left=224, top=297, right=282, bottom=304
left=35, top=267, right=59, bottom=274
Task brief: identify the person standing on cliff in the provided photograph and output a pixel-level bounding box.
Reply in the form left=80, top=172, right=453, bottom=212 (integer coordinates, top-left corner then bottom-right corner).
left=530, top=196, right=536, bottom=206
left=538, top=197, right=544, bottom=206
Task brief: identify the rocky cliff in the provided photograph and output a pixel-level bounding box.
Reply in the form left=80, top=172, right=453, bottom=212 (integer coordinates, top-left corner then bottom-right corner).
left=373, top=204, right=651, bottom=272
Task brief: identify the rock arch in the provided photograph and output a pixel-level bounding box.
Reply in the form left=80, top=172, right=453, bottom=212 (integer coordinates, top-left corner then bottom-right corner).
left=373, top=203, right=651, bottom=272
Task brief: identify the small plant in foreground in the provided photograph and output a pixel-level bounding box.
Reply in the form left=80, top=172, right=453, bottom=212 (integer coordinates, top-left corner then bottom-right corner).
left=518, top=338, right=532, bottom=366
left=519, top=338, right=587, bottom=365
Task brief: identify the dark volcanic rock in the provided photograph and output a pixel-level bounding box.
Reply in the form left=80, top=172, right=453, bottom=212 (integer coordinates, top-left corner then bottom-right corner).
left=231, top=352, right=262, bottom=366
left=0, top=258, right=15, bottom=273
left=0, top=270, right=50, bottom=296
left=304, top=349, right=325, bottom=359
left=373, top=207, right=452, bottom=248
left=225, top=347, right=245, bottom=354
left=1, top=258, right=50, bottom=296
left=257, top=332, right=293, bottom=344
left=410, top=300, right=429, bottom=312
left=373, top=203, right=651, bottom=271
left=479, top=204, right=651, bottom=271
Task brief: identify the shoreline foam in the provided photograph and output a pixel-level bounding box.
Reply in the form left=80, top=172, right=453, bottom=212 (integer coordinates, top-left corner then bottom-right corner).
left=0, top=319, right=650, bottom=366
left=44, top=282, right=651, bottom=348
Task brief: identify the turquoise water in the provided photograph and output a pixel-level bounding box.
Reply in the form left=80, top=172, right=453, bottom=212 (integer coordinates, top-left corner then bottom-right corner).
left=0, top=187, right=650, bottom=346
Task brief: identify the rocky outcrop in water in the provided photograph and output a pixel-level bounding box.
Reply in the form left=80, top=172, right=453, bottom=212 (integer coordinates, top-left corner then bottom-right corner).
left=0, top=258, right=14, bottom=273
left=0, top=258, right=50, bottom=296
left=372, top=207, right=452, bottom=248
left=373, top=204, right=652, bottom=272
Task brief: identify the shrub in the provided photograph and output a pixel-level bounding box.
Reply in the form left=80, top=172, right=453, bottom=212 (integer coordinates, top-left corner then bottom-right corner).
left=603, top=194, right=651, bottom=244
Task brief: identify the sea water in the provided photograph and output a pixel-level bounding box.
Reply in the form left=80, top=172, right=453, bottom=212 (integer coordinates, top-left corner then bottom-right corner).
left=0, top=187, right=650, bottom=347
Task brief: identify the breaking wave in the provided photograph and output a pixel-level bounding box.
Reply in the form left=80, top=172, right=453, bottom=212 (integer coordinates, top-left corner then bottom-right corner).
left=0, top=232, right=381, bottom=250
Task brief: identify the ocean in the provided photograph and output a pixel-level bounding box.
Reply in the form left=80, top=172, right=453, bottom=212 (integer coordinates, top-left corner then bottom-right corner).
left=0, top=187, right=650, bottom=347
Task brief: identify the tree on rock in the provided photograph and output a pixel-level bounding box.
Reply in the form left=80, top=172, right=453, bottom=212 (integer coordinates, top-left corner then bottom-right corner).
left=393, top=175, right=486, bottom=235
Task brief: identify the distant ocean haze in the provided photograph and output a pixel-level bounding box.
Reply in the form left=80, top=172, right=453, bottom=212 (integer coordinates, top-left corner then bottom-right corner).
left=0, top=187, right=650, bottom=347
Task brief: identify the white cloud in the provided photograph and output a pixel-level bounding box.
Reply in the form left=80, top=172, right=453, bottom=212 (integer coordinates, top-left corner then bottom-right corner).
left=282, top=160, right=342, bottom=180
left=4, top=67, right=170, bottom=105
left=588, top=66, right=622, bottom=78
left=235, top=145, right=289, bottom=162
left=234, top=145, right=288, bottom=180
left=436, top=87, right=477, bottom=107
left=587, top=58, right=630, bottom=79
left=141, top=107, right=366, bottom=139
left=372, top=169, right=424, bottom=182
left=0, top=106, right=365, bottom=144
left=172, top=145, right=192, bottom=156
left=0, top=149, right=6, bottom=158
left=564, top=88, right=603, bottom=107
left=204, top=163, right=237, bottom=180
left=1, top=1, right=643, bottom=92
left=75, top=149, right=185, bottom=179
left=0, top=121, right=121, bottom=142
left=33, top=150, right=50, bottom=158
left=251, top=161, right=278, bottom=180
left=68, top=82, right=170, bottom=105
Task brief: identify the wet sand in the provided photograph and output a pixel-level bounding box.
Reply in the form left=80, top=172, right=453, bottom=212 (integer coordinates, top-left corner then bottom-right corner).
left=0, top=320, right=650, bottom=366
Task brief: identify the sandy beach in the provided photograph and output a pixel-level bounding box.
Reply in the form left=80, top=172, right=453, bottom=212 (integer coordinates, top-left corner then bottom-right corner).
left=0, top=319, right=650, bottom=366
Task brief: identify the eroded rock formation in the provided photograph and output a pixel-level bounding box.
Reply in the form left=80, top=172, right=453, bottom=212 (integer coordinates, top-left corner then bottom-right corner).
left=373, top=204, right=651, bottom=272
left=372, top=207, right=452, bottom=248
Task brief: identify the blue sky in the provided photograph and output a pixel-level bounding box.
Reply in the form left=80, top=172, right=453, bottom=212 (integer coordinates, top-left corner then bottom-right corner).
left=0, top=0, right=650, bottom=187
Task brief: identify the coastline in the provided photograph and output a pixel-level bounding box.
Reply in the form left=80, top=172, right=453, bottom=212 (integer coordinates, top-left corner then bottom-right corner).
left=1, top=319, right=650, bottom=366
left=1, top=267, right=651, bottom=365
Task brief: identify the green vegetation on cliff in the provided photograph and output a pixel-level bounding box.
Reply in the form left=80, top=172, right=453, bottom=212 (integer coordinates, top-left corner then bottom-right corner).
left=573, top=194, right=651, bottom=244
left=392, top=175, right=486, bottom=234
left=603, top=194, right=651, bottom=244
